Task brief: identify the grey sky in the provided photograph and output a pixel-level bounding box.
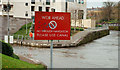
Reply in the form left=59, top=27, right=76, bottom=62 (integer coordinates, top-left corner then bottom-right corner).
left=87, top=0, right=120, bottom=8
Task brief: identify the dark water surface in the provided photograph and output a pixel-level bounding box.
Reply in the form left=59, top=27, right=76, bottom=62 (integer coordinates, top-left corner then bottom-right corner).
left=13, top=31, right=119, bottom=68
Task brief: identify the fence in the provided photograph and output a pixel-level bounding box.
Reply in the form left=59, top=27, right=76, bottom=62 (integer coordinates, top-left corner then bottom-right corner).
left=97, top=23, right=120, bottom=26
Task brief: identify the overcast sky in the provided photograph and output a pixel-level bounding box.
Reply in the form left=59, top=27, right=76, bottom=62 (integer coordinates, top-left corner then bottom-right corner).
left=87, top=0, right=119, bottom=8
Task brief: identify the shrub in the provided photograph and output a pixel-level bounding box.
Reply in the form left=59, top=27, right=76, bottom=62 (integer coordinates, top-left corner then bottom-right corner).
left=96, top=24, right=102, bottom=27
left=1, top=41, right=13, bottom=56
left=0, top=40, right=19, bottom=59
left=99, top=25, right=102, bottom=27
left=71, top=27, right=74, bottom=30
left=76, top=27, right=79, bottom=30
left=80, top=28, right=84, bottom=31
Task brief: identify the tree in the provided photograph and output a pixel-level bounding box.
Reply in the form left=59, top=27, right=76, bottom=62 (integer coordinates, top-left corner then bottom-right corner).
left=118, top=1, right=120, bottom=23
left=102, top=2, right=115, bottom=21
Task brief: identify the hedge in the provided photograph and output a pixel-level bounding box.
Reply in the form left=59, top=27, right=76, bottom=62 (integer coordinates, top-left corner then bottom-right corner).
left=71, top=27, right=84, bottom=31
left=0, top=40, right=19, bottom=59
left=96, top=24, right=102, bottom=27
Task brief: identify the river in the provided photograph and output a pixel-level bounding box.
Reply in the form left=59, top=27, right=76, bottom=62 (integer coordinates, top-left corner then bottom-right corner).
left=13, top=31, right=119, bottom=68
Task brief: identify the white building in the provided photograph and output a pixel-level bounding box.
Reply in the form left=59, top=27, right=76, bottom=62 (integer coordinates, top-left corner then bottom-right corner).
left=0, top=0, right=2, bottom=15
left=0, top=0, right=87, bottom=19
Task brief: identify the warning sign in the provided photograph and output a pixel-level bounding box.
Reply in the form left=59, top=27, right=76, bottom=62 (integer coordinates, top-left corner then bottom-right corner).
left=34, top=12, right=71, bottom=40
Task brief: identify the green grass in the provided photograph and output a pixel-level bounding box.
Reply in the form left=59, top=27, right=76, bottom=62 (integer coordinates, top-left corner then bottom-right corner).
left=13, top=22, right=84, bottom=38
left=71, top=27, right=84, bottom=31
left=13, top=22, right=32, bottom=39
left=1, top=53, right=45, bottom=69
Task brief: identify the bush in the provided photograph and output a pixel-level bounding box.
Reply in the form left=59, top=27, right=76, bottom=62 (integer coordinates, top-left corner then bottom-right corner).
left=96, top=24, right=102, bottom=27
left=1, top=41, right=13, bottom=56
left=80, top=28, right=84, bottom=31
left=76, top=27, right=79, bottom=30
left=0, top=40, right=19, bottom=59
left=71, top=27, right=74, bottom=30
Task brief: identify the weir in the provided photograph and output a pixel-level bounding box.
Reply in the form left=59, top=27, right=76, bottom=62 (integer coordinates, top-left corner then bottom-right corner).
left=12, top=28, right=110, bottom=48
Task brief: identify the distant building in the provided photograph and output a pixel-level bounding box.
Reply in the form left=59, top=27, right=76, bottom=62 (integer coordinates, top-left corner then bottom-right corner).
left=87, top=7, right=104, bottom=22
left=0, top=0, right=87, bottom=19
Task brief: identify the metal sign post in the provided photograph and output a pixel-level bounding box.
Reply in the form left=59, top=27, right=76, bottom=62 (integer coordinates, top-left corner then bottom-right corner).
left=34, top=12, right=71, bottom=69
left=7, top=0, right=10, bottom=43
left=26, top=18, right=27, bottom=34
left=50, top=40, right=53, bottom=68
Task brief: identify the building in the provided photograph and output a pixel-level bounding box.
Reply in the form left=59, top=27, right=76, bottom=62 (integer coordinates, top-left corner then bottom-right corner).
left=87, top=7, right=104, bottom=22
left=0, top=0, right=87, bottom=19
left=0, top=0, right=2, bottom=15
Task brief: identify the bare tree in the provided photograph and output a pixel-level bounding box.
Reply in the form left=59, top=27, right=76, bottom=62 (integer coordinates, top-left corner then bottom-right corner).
left=118, top=1, right=120, bottom=23
left=102, top=2, right=115, bottom=21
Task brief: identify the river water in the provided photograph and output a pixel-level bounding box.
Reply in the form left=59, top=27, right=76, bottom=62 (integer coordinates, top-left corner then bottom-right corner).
left=13, top=31, right=119, bottom=68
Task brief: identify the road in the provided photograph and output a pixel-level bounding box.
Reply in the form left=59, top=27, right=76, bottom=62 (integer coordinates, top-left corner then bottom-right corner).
left=13, top=31, right=118, bottom=68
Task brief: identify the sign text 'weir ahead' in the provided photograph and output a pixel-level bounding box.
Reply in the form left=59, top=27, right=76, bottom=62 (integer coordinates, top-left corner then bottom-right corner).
left=35, top=12, right=71, bottom=40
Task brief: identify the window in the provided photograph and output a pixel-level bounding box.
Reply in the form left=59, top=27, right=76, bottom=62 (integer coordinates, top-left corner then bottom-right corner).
left=25, top=11, right=28, bottom=16
left=39, top=6, right=42, bottom=11
left=31, top=6, right=35, bottom=11
left=78, top=0, right=80, bottom=4
left=75, top=0, right=77, bottom=2
left=81, top=0, right=84, bottom=4
left=46, top=0, right=50, bottom=5
left=68, top=0, right=74, bottom=2
left=25, top=14, right=28, bottom=16
left=25, top=3, right=28, bottom=6
left=46, top=7, right=49, bottom=12
left=3, top=5, right=7, bottom=12
left=31, top=0, right=35, bottom=4
left=51, top=8, right=55, bottom=12
left=53, top=9, right=55, bottom=12
left=53, top=0, right=55, bottom=3
left=78, top=10, right=84, bottom=19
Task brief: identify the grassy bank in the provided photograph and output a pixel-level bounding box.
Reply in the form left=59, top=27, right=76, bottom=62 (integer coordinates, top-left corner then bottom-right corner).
left=13, top=23, right=84, bottom=38
left=109, top=26, right=120, bottom=31
left=13, top=22, right=32, bottom=39
left=1, top=53, right=45, bottom=69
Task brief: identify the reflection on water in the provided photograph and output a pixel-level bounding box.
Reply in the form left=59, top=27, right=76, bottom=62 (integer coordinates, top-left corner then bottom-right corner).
left=13, top=31, right=119, bottom=68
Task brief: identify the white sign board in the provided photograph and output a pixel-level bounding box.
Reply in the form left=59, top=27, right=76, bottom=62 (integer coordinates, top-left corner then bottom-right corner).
left=4, top=35, right=8, bottom=43
left=10, top=36, right=13, bottom=44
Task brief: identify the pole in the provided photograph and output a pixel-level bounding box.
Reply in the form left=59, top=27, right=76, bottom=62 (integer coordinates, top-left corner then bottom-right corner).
left=74, top=10, right=76, bottom=32
left=26, top=18, right=27, bottom=34
left=7, top=0, right=10, bottom=43
left=50, top=40, right=53, bottom=69
left=65, top=0, right=67, bottom=12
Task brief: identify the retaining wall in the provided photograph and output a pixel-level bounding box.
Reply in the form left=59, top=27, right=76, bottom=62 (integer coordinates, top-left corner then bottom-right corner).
left=76, top=29, right=109, bottom=46
left=12, top=29, right=110, bottom=48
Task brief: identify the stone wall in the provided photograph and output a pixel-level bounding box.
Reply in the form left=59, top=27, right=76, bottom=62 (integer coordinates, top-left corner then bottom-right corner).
left=77, top=29, right=109, bottom=46
left=0, top=16, right=32, bottom=40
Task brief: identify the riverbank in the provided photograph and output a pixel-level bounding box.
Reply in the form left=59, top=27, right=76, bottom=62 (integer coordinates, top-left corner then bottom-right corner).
left=12, top=28, right=109, bottom=48
left=12, top=31, right=118, bottom=68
